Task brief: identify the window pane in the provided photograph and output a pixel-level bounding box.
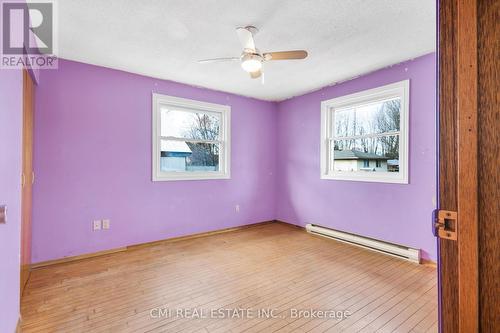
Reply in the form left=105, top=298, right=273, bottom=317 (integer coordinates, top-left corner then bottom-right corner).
left=160, top=140, right=219, bottom=172
left=161, top=108, right=220, bottom=140
left=334, top=108, right=356, bottom=137
left=334, top=98, right=400, bottom=137
left=332, top=135, right=399, bottom=173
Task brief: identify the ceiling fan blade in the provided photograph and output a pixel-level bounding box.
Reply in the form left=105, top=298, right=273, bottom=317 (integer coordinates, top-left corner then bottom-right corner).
left=236, top=27, right=256, bottom=52
left=198, top=57, right=240, bottom=63
left=249, top=69, right=262, bottom=79
left=263, top=50, right=308, bottom=61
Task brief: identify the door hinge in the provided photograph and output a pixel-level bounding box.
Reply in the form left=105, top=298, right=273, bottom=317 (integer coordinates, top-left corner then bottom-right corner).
left=434, top=210, right=458, bottom=241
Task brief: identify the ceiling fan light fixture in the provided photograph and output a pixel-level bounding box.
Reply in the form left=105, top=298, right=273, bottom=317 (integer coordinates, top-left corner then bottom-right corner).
left=241, top=54, right=262, bottom=72
left=197, top=26, right=308, bottom=82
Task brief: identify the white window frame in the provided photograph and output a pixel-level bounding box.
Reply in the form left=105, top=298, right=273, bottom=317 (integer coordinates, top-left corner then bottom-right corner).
left=320, top=80, right=409, bottom=184
left=152, top=93, right=231, bottom=181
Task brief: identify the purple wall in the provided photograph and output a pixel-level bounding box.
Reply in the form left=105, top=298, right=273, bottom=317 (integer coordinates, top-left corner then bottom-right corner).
left=32, top=59, right=278, bottom=263
left=33, top=54, right=436, bottom=264
left=0, top=70, right=23, bottom=333
left=276, top=53, right=437, bottom=260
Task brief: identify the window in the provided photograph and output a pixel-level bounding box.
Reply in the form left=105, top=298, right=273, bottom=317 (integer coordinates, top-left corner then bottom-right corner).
left=320, top=80, right=409, bottom=183
left=152, top=94, right=230, bottom=181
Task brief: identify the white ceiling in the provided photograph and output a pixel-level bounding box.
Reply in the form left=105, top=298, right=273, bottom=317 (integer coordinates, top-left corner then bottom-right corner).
left=54, top=0, right=436, bottom=101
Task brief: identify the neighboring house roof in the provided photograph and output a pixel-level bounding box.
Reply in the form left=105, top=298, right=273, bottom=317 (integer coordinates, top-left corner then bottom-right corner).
left=334, top=149, right=390, bottom=160
left=387, top=159, right=399, bottom=166
left=161, top=141, right=192, bottom=153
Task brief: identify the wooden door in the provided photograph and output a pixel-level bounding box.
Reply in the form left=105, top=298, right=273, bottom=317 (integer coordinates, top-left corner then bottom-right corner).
left=20, top=69, right=34, bottom=296
left=439, top=0, right=499, bottom=332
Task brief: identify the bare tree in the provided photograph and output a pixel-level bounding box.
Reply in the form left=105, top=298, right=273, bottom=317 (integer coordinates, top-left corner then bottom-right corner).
left=186, top=114, right=220, bottom=167
left=334, top=99, right=400, bottom=159
left=375, top=99, right=400, bottom=159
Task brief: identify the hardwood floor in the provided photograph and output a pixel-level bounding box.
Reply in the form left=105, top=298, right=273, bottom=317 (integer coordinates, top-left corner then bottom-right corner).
left=21, top=223, right=437, bottom=332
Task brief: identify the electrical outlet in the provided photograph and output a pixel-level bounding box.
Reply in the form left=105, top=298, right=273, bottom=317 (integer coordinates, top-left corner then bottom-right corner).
left=102, top=219, right=110, bottom=230
left=93, top=220, right=101, bottom=231
left=235, top=204, right=240, bottom=212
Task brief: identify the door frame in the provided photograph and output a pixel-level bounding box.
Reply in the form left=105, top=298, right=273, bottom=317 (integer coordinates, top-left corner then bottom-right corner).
left=438, top=0, right=479, bottom=332
left=20, top=68, right=35, bottom=297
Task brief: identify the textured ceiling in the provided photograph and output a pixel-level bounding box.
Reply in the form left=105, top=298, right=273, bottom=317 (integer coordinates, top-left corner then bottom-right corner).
left=54, top=0, right=436, bottom=101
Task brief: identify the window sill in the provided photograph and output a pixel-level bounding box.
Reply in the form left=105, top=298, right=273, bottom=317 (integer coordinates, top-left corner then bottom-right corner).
left=153, top=172, right=231, bottom=182
left=320, top=173, right=408, bottom=184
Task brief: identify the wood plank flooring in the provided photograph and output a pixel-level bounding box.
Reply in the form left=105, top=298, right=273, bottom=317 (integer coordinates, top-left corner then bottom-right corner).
left=21, top=223, right=437, bottom=332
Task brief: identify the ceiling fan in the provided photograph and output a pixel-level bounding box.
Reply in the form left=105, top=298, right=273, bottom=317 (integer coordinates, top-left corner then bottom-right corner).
left=198, top=26, right=308, bottom=81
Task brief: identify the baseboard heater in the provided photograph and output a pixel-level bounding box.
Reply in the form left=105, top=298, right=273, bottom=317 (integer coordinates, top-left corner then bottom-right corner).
left=305, top=224, right=421, bottom=263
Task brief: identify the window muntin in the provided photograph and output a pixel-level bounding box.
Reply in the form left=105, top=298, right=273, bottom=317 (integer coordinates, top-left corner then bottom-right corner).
left=321, top=80, right=409, bottom=183
left=153, top=94, right=230, bottom=181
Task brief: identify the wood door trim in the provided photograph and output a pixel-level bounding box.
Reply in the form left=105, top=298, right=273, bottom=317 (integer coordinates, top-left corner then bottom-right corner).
left=20, top=69, right=34, bottom=297
left=438, top=1, right=459, bottom=330
left=456, top=0, right=479, bottom=331
left=477, top=0, right=500, bottom=330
